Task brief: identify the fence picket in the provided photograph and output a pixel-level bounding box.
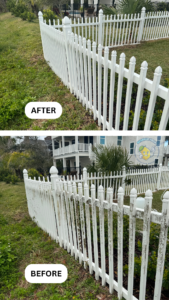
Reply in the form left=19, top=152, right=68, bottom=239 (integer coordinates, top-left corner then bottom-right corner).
left=128, top=188, right=137, bottom=299
left=123, top=56, right=136, bottom=130
left=144, top=66, right=162, bottom=130
left=139, top=189, right=152, bottom=300
left=117, top=186, right=124, bottom=299
left=107, top=187, right=114, bottom=294
left=78, top=182, right=87, bottom=268
left=98, top=185, right=106, bottom=286
left=115, top=53, right=125, bottom=130
left=84, top=183, right=93, bottom=274
left=154, top=191, right=169, bottom=300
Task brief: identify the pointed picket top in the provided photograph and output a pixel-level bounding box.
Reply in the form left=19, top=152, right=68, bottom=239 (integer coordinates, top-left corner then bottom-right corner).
left=141, top=60, right=148, bottom=70
left=130, top=187, right=137, bottom=195
left=129, top=56, right=136, bottom=65
left=120, top=52, right=125, bottom=61
left=145, top=189, right=152, bottom=197
left=118, top=186, right=124, bottom=194
left=162, top=191, right=169, bottom=203
left=154, top=66, right=162, bottom=76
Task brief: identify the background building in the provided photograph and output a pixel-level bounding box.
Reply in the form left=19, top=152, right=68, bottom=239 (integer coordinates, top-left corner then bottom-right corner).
left=52, top=136, right=169, bottom=174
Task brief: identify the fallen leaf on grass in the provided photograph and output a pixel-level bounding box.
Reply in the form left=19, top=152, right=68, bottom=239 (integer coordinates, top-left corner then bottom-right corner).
left=96, top=294, right=106, bottom=300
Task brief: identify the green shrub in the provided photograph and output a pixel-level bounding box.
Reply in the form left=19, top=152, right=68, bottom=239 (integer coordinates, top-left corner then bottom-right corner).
left=6, top=0, right=15, bottom=12
left=28, top=168, right=42, bottom=180
left=20, top=11, right=28, bottom=20
left=0, top=168, right=13, bottom=181
left=11, top=175, right=19, bottom=184
left=11, top=2, right=28, bottom=17
left=4, top=175, right=12, bottom=184
left=43, top=9, right=60, bottom=25
left=27, top=12, right=36, bottom=22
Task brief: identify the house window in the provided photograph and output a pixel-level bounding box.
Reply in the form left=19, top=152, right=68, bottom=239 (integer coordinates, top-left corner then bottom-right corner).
left=54, top=140, right=59, bottom=149
left=156, top=136, right=161, bottom=146
left=117, top=136, right=122, bottom=146
left=130, top=142, right=134, bottom=154
left=65, top=142, right=69, bottom=147
left=164, top=140, right=168, bottom=147
left=84, top=136, right=88, bottom=144
left=72, top=140, right=75, bottom=144
left=89, top=136, right=93, bottom=144
left=74, top=161, right=76, bottom=167
left=154, top=159, right=158, bottom=167
left=100, top=136, right=105, bottom=145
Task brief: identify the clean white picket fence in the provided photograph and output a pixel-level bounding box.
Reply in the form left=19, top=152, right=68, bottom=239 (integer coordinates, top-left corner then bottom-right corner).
left=101, top=8, right=169, bottom=47
left=23, top=166, right=169, bottom=300
left=45, top=8, right=169, bottom=47
left=38, top=11, right=169, bottom=130
left=143, top=10, right=169, bottom=41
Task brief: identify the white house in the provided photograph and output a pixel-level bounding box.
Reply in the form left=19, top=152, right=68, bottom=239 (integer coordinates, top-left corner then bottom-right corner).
left=52, top=136, right=169, bottom=174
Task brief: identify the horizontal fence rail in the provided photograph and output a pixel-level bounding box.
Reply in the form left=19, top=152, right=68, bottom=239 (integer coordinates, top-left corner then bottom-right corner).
left=23, top=166, right=169, bottom=300
left=38, top=10, right=169, bottom=130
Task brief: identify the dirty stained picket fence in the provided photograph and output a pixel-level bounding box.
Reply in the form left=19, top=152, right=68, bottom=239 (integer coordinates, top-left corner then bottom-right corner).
left=60, top=164, right=169, bottom=199
left=38, top=11, right=169, bottom=130
left=23, top=166, right=169, bottom=300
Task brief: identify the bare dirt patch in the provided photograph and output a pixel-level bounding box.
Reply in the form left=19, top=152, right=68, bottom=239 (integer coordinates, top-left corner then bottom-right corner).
left=29, top=54, right=44, bottom=65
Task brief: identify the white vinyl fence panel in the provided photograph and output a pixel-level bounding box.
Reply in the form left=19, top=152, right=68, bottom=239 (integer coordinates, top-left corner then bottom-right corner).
left=23, top=166, right=169, bottom=300
left=142, top=11, right=169, bottom=41
left=38, top=10, right=169, bottom=130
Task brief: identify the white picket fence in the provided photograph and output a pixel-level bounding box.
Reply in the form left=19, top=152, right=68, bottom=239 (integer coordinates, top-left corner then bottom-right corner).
left=23, top=166, right=169, bottom=300
left=59, top=164, right=169, bottom=199
left=38, top=10, right=169, bottom=130
left=45, top=8, right=169, bottom=47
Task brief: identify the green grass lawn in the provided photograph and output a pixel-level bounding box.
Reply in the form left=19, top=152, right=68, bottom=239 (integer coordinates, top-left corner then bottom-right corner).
left=124, top=188, right=166, bottom=212
left=110, top=39, right=169, bottom=84
left=0, top=13, right=98, bottom=130
left=0, top=181, right=119, bottom=300
left=124, top=189, right=167, bottom=231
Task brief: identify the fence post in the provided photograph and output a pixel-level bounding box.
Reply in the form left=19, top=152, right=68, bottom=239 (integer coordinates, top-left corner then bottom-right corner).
left=154, top=191, right=169, bottom=300
left=50, top=166, right=59, bottom=190
left=23, top=169, right=28, bottom=182
left=157, top=163, right=162, bottom=190
left=98, top=9, right=103, bottom=46
left=122, top=165, right=126, bottom=192
left=38, top=11, right=43, bottom=23
left=83, top=167, right=87, bottom=184
left=138, top=7, right=146, bottom=42
left=139, top=189, right=152, bottom=300
left=62, top=16, right=72, bottom=91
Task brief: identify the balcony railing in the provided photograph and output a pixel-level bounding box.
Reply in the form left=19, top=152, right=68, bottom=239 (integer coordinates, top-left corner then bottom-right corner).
left=163, top=145, right=169, bottom=155
left=53, top=143, right=90, bottom=156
